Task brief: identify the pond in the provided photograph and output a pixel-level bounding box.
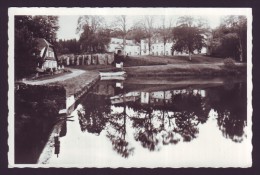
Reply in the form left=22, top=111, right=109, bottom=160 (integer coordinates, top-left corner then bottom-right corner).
left=15, top=76, right=251, bottom=167
left=48, top=77, right=250, bottom=167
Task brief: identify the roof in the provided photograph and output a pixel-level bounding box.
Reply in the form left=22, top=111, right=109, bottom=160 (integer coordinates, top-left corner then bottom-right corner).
left=35, top=38, right=57, bottom=61
left=35, top=38, right=53, bottom=50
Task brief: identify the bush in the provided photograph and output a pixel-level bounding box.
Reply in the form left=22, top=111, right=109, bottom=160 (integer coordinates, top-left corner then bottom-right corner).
left=224, top=57, right=236, bottom=68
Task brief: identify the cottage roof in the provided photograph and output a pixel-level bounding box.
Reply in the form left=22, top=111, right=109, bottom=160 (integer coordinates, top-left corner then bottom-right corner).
left=35, top=38, right=57, bottom=61
left=36, top=38, right=53, bottom=51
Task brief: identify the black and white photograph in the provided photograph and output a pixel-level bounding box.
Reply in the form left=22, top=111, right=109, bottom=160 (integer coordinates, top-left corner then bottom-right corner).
left=8, top=7, right=252, bottom=168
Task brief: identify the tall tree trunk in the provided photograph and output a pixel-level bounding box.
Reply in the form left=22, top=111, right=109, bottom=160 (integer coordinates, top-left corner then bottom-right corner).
left=148, top=38, right=151, bottom=55
left=189, top=52, right=192, bottom=61
left=123, top=36, right=126, bottom=56
left=164, top=43, right=166, bottom=56
left=239, top=37, right=243, bottom=62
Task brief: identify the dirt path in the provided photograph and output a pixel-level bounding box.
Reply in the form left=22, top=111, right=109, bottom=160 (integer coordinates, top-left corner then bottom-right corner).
left=21, top=68, right=86, bottom=85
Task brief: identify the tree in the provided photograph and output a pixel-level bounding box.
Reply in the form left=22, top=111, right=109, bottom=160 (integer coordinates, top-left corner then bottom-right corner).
left=172, top=16, right=207, bottom=61
left=142, top=16, right=155, bottom=55
left=222, top=16, right=247, bottom=62
left=209, top=15, right=247, bottom=62
left=15, top=15, right=59, bottom=78
left=31, top=16, right=59, bottom=43
left=127, top=22, right=146, bottom=43
left=112, top=15, right=132, bottom=55
left=77, top=15, right=110, bottom=53
left=158, top=16, right=174, bottom=56
left=56, top=39, right=81, bottom=55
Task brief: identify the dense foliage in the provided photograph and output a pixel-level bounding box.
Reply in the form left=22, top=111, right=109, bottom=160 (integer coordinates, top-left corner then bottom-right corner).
left=171, top=16, right=208, bottom=60
left=15, top=15, right=59, bottom=78
left=208, top=16, right=247, bottom=62
left=76, top=15, right=111, bottom=53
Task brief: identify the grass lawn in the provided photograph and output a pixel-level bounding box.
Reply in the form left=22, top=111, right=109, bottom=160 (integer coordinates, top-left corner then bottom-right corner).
left=66, top=54, right=246, bottom=77
left=63, top=55, right=225, bottom=70
left=69, top=64, right=113, bottom=71
left=124, top=54, right=224, bottom=66
left=28, top=70, right=71, bottom=81
left=50, top=71, right=99, bottom=97
left=124, top=63, right=246, bottom=77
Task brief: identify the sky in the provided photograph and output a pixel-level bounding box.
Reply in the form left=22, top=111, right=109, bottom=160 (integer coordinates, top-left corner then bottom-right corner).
left=57, top=15, right=221, bottom=40
left=55, top=8, right=251, bottom=40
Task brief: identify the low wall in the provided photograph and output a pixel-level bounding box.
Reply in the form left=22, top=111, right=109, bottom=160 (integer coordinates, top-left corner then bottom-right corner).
left=58, top=53, right=114, bottom=66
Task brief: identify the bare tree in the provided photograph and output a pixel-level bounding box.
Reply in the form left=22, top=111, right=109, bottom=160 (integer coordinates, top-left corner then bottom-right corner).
left=76, top=15, right=107, bottom=53
left=112, top=15, right=132, bottom=56
left=76, top=15, right=105, bottom=34
left=158, top=16, right=174, bottom=56
left=142, top=16, right=155, bottom=55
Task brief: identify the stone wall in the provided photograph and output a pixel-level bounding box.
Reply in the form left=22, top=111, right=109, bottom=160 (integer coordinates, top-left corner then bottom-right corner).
left=58, top=53, right=114, bottom=66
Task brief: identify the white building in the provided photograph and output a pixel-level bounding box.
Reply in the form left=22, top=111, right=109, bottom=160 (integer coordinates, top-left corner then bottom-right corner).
left=35, top=38, right=58, bottom=71
left=140, top=38, right=173, bottom=56
left=107, top=38, right=140, bottom=56
left=108, top=37, right=207, bottom=56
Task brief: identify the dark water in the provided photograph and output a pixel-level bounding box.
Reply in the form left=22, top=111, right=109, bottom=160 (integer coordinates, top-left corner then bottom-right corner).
left=14, top=85, right=66, bottom=164
left=14, top=77, right=249, bottom=166
left=47, top=78, right=249, bottom=167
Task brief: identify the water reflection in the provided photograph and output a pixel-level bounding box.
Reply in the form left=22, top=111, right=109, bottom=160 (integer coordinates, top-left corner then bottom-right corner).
left=78, top=94, right=110, bottom=135
left=207, top=83, right=247, bottom=142
left=106, top=105, right=134, bottom=158
left=75, top=79, right=247, bottom=158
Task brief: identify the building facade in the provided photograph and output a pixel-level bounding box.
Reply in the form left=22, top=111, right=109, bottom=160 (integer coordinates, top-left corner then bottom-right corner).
left=107, top=38, right=141, bottom=56
left=36, top=38, right=58, bottom=71
left=108, top=37, right=207, bottom=56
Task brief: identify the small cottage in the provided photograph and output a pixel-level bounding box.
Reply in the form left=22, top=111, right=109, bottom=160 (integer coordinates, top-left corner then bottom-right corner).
left=35, top=38, right=58, bottom=72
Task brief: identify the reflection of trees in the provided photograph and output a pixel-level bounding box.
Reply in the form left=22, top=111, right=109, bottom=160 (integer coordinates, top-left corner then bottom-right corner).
left=208, top=83, right=247, bottom=142
left=77, top=86, right=213, bottom=155
left=128, top=89, right=210, bottom=150
left=106, top=104, right=134, bottom=158
left=170, top=91, right=210, bottom=142
left=173, top=112, right=199, bottom=142
left=132, top=106, right=160, bottom=151
left=158, top=100, right=180, bottom=146
left=78, top=94, right=110, bottom=135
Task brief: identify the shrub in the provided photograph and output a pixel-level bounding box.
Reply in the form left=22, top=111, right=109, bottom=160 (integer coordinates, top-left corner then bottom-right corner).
left=224, top=57, right=236, bottom=68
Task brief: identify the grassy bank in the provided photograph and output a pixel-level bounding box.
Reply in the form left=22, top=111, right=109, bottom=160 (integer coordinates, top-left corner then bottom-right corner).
left=124, top=63, right=246, bottom=77
left=50, top=70, right=99, bottom=97
left=64, top=55, right=225, bottom=69
left=124, top=55, right=224, bottom=66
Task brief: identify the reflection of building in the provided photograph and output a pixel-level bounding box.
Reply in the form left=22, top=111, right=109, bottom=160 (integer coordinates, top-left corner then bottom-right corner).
left=110, top=89, right=206, bottom=105
left=110, top=92, right=141, bottom=104
left=92, top=81, right=116, bottom=96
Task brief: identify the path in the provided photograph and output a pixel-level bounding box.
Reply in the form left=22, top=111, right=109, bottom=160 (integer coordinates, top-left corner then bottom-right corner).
left=21, top=68, right=86, bottom=85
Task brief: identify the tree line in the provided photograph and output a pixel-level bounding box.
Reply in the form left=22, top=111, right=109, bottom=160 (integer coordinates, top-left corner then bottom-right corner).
left=59, top=15, right=247, bottom=62
left=15, top=15, right=59, bottom=78
left=14, top=15, right=247, bottom=77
